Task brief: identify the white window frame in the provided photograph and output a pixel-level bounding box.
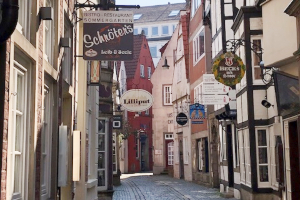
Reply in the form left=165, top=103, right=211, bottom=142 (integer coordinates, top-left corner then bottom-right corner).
left=140, top=65, right=144, bottom=77
left=113, top=132, right=117, bottom=174
left=183, top=137, right=188, bottom=164
left=168, top=142, right=174, bottom=165
left=163, top=85, right=172, bottom=105
left=256, top=128, right=271, bottom=187
left=147, top=66, right=151, bottom=79
left=162, top=25, right=169, bottom=35
left=17, top=0, right=31, bottom=38
left=152, top=26, right=158, bottom=36
left=198, top=139, right=203, bottom=171
left=97, top=118, right=109, bottom=190
left=244, top=129, right=251, bottom=186
left=7, top=60, right=31, bottom=200
left=239, top=130, right=246, bottom=184
left=191, top=0, right=201, bottom=18
left=193, top=27, right=205, bottom=65
left=41, top=83, right=52, bottom=200
left=251, top=36, right=263, bottom=84
left=150, top=46, right=157, bottom=58
left=44, top=0, right=54, bottom=65
left=223, top=128, right=227, bottom=160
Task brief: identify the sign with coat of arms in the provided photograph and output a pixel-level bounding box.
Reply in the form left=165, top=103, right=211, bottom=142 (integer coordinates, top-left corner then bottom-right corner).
left=212, top=52, right=246, bottom=86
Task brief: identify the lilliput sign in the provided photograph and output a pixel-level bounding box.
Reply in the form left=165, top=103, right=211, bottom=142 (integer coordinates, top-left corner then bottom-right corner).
left=120, top=89, right=154, bottom=112
left=212, top=52, right=246, bottom=86
left=83, top=11, right=134, bottom=60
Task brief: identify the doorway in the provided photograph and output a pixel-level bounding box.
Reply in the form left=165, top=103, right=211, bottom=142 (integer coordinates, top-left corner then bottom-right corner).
left=227, top=124, right=234, bottom=187
left=288, top=121, right=300, bottom=200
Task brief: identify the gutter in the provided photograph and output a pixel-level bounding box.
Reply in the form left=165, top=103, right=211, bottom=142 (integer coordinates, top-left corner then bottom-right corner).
left=0, top=0, right=19, bottom=43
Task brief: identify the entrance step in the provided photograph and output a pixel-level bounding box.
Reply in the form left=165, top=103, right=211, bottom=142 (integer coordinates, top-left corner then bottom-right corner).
left=220, top=187, right=234, bottom=198
left=160, top=169, right=169, bottom=175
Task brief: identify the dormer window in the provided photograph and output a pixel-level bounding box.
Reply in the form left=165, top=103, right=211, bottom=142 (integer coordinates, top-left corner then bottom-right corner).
left=134, top=14, right=142, bottom=20
left=169, top=10, right=180, bottom=16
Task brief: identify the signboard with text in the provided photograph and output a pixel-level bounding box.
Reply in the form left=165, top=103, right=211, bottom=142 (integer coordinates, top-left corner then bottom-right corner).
left=120, top=89, right=154, bottom=112
left=212, top=52, right=245, bottom=86
left=83, top=11, right=134, bottom=60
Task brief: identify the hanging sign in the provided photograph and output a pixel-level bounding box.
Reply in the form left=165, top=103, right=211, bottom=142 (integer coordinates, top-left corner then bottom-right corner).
left=212, top=52, right=245, bottom=86
left=189, top=104, right=205, bottom=124
left=120, top=89, right=154, bottom=112
left=83, top=11, right=134, bottom=61
left=176, top=112, right=188, bottom=126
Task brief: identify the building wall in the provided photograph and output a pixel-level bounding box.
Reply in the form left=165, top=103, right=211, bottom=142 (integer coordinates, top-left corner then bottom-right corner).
left=151, top=24, right=178, bottom=175
left=262, top=0, right=297, bottom=66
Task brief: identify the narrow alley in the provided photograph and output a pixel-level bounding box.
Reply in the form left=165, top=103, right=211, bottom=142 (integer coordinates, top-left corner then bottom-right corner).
left=113, top=173, right=235, bottom=200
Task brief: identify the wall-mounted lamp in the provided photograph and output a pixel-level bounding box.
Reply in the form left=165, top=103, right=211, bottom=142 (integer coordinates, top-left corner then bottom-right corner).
left=260, top=60, right=277, bottom=84
left=60, top=37, right=71, bottom=48
left=261, top=99, right=273, bottom=108
left=39, top=7, right=54, bottom=20
left=162, top=57, right=170, bottom=69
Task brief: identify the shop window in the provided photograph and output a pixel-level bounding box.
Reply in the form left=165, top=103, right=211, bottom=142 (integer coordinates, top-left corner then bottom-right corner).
left=97, top=119, right=108, bottom=189
left=256, top=129, right=270, bottom=187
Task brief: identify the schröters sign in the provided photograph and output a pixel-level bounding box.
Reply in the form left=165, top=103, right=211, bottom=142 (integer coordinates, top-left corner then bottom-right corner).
left=120, top=89, right=154, bottom=112
left=212, top=52, right=245, bottom=86
left=83, top=11, right=134, bottom=61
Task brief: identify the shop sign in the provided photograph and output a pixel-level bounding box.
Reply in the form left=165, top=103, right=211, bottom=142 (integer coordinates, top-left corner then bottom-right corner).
left=113, top=115, right=122, bottom=129
left=212, top=52, right=245, bottom=86
left=120, top=89, right=154, bottom=112
left=176, top=112, right=188, bottom=126
left=83, top=11, right=134, bottom=61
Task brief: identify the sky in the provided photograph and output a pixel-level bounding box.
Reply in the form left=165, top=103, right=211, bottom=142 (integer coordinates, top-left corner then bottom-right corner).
left=116, top=0, right=186, bottom=7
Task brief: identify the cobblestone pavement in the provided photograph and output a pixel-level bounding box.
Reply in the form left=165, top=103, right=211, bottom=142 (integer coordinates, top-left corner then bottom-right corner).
left=113, top=172, right=235, bottom=200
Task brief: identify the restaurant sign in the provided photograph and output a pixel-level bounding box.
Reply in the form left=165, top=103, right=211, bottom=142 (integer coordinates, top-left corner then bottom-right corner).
left=120, top=89, right=154, bottom=112
left=83, top=11, right=134, bottom=60
left=212, top=52, right=245, bottom=86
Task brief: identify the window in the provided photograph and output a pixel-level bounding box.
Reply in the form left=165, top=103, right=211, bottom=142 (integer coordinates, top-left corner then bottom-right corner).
left=245, top=130, right=251, bottom=185
left=256, top=129, right=270, bottom=186
left=193, top=28, right=205, bottom=65
left=152, top=27, right=158, bottom=36
left=145, top=109, right=149, bottom=115
left=62, top=16, right=73, bottom=85
left=252, top=39, right=262, bottom=80
left=140, top=65, right=144, bottom=77
left=45, top=0, right=54, bottom=65
left=113, top=133, right=117, bottom=174
left=142, top=27, right=148, bottom=36
left=8, top=59, right=31, bottom=200
left=169, top=10, right=180, bottom=16
left=41, top=82, right=52, bottom=200
left=183, top=137, right=188, bottom=164
left=198, top=138, right=209, bottom=172
left=17, top=0, right=31, bottom=38
left=97, top=119, right=108, bottom=189
left=191, top=0, right=201, bottom=18
left=168, top=142, right=174, bottom=165
left=134, top=14, right=142, bottom=20
left=239, top=130, right=246, bottom=184
left=135, top=135, right=139, bottom=158
left=177, top=61, right=182, bottom=83
left=148, top=67, right=151, bottom=79
left=194, top=83, right=203, bottom=103
left=162, top=26, right=169, bottom=35
left=134, top=28, right=138, bottom=35
left=163, top=85, right=172, bottom=105
left=86, top=86, right=92, bottom=175
left=198, top=139, right=203, bottom=171
left=150, top=46, right=157, bottom=58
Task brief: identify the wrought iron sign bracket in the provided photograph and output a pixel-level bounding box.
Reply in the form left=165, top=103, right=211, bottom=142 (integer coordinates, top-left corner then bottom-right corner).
left=225, top=39, right=276, bottom=84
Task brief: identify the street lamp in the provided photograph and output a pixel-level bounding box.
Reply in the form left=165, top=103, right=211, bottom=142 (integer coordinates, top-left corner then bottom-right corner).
left=162, top=57, right=170, bottom=69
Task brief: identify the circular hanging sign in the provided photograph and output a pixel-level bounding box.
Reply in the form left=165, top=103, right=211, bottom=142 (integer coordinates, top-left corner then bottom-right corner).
left=212, top=52, right=246, bottom=86
left=120, top=89, right=154, bottom=112
left=176, top=112, right=188, bottom=126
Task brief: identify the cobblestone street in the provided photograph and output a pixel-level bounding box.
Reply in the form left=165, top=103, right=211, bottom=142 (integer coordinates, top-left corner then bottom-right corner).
left=113, top=173, right=234, bottom=200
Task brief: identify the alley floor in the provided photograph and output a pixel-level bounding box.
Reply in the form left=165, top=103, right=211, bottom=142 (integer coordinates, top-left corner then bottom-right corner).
left=112, top=173, right=235, bottom=200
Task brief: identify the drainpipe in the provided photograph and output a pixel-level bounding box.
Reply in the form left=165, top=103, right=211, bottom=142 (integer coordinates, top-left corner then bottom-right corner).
left=0, top=0, right=19, bottom=43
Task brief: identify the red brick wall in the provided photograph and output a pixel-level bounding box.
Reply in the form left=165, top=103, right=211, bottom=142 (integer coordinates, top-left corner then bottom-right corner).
left=1, top=39, right=11, bottom=200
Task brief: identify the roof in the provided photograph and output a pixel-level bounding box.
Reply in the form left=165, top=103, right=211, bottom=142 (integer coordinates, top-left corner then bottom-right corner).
left=121, top=3, right=186, bottom=23
left=121, top=34, right=145, bottom=78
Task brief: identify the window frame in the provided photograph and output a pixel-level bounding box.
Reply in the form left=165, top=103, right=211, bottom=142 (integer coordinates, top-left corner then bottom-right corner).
left=162, top=25, right=169, bottom=35
left=140, top=64, right=145, bottom=77
left=147, top=66, right=151, bottom=79
left=168, top=142, right=174, bottom=165
left=142, top=27, right=148, bottom=36
left=163, top=85, right=172, bottom=105
left=193, top=26, right=205, bottom=65
left=256, top=128, right=271, bottom=188
left=62, top=16, right=73, bottom=85
left=152, top=26, right=158, bottom=36
left=198, top=139, right=203, bottom=171
left=251, top=36, right=264, bottom=84
left=7, top=60, right=31, bottom=200
left=150, top=46, right=157, bottom=58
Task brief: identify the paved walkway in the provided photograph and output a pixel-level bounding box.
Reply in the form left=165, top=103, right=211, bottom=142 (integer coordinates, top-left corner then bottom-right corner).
left=113, top=172, right=234, bottom=200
